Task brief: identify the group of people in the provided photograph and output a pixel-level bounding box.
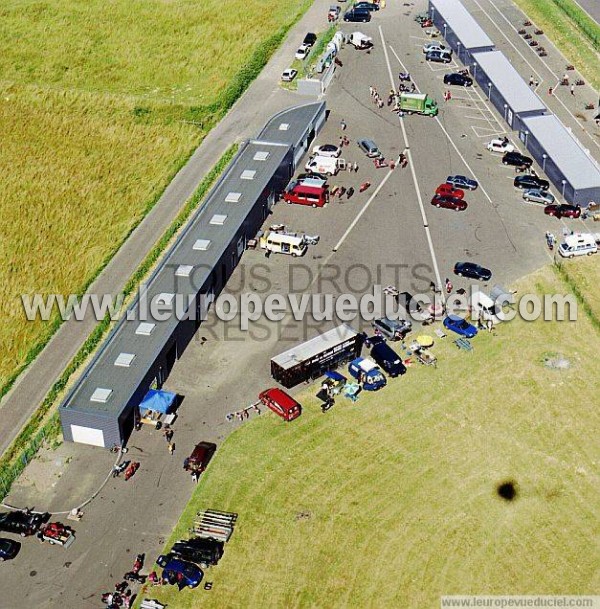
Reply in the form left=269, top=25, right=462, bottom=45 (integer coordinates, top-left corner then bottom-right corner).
left=101, top=554, right=145, bottom=608
left=226, top=403, right=261, bottom=422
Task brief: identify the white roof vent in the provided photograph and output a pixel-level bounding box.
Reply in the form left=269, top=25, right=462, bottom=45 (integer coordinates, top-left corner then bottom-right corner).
left=253, top=151, right=269, bottom=161
left=225, top=192, right=242, bottom=203
left=91, top=387, right=112, bottom=403
left=175, top=264, right=194, bottom=277
left=279, top=123, right=289, bottom=131
left=193, top=239, right=211, bottom=251
left=136, top=322, right=155, bottom=336
left=210, top=214, right=227, bottom=226
left=155, top=293, right=175, bottom=306
left=114, top=353, right=135, bottom=368
left=240, top=170, right=256, bottom=180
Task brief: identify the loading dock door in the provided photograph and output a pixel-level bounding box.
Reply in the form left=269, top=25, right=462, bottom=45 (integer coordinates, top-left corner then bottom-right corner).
left=71, top=424, right=105, bottom=447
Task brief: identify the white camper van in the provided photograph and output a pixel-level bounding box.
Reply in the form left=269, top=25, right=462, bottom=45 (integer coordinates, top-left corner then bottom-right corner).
left=259, top=231, right=307, bottom=257
left=470, top=290, right=504, bottom=323
left=305, top=155, right=345, bottom=176
left=558, top=233, right=598, bottom=258
left=348, top=32, right=373, bottom=49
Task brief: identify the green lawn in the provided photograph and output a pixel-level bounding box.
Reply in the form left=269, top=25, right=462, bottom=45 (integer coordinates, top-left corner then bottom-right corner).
left=0, top=0, right=312, bottom=392
left=139, top=266, right=600, bottom=608
left=512, top=0, right=600, bottom=90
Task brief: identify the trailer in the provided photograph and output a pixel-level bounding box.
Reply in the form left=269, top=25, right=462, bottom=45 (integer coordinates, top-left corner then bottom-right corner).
left=37, top=522, right=75, bottom=548
left=270, top=324, right=363, bottom=388
left=193, top=509, right=237, bottom=543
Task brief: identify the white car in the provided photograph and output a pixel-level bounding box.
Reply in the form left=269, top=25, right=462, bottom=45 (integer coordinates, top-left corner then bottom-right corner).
left=295, top=44, right=311, bottom=60
left=422, top=41, right=450, bottom=54
left=311, top=144, right=341, bottom=158
left=281, top=69, right=298, bottom=82
left=487, top=138, right=515, bottom=154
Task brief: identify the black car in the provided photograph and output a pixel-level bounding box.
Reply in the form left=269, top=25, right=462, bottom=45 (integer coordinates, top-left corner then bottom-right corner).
left=343, top=8, right=371, bottom=22
left=368, top=337, right=407, bottom=378
left=354, top=1, right=379, bottom=10
left=171, top=538, right=224, bottom=568
left=0, top=538, right=21, bottom=561
left=396, top=291, right=430, bottom=321
left=453, top=262, right=492, bottom=281
left=303, top=32, right=317, bottom=47
left=0, top=510, right=49, bottom=537
left=443, top=72, right=473, bottom=87
left=502, top=151, right=533, bottom=168
left=513, top=174, right=549, bottom=190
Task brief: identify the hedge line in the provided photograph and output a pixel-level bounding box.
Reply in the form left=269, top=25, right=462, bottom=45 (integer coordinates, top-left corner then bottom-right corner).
left=549, top=0, right=600, bottom=51
left=553, top=261, right=600, bottom=332
left=0, top=145, right=237, bottom=502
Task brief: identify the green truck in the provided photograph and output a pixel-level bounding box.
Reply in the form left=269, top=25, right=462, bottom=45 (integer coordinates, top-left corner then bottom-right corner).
left=399, top=92, right=438, bottom=117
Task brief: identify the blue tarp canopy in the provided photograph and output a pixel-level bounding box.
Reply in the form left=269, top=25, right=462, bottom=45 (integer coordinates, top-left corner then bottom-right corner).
left=139, top=389, right=176, bottom=415
left=325, top=370, right=346, bottom=382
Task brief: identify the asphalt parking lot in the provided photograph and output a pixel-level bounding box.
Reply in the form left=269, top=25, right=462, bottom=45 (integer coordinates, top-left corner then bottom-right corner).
left=2, top=1, right=599, bottom=607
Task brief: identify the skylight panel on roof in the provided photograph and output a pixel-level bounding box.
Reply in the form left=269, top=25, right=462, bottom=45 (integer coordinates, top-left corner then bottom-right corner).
left=175, top=265, right=194, bottom=277
left=253, top=151, right=269, bottom=161
left=210, top=214, right=227, bottom=225
left=225, top=192, right=242, bottom=202
left=136, top=322, right=155, bottom=336
left=91, top=387, right=112, bottom=403
left=114, top=353, right=135, bottom=368
left=156, top=293, right=175, bottom=306
left=193, top=239, right=211, bottom=251
left=240, top=170, right=256, bottom=180
left=278, top=123, right=289, bottom=131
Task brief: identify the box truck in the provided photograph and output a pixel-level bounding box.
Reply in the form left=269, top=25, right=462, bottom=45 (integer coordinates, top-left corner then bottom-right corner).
left=399, top=92, right=438, bottom=117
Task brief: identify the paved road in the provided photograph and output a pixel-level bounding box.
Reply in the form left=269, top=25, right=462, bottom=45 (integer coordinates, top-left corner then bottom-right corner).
left=0, top=1, right=330, bottom=457
left=572, top=0, right=600, bottom=25
left=2, top=0, right=600, bottom=607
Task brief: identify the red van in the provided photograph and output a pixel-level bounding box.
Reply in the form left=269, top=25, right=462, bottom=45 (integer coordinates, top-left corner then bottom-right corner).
left=283, top=183, right=329, bottom=208
left=259, top=388, right=302, bottom=421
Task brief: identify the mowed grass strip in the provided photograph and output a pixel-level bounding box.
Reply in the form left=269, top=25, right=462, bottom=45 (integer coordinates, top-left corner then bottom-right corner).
left=143, top=267, right=600, bottom=609
left=556, top=256, right=600, bottom=321
left=511, top=0, right=600, bottom=90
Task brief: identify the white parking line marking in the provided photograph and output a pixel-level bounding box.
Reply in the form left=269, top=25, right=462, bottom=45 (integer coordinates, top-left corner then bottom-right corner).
left=332, top=166, right=399, bottom=253
left=383, top=31, right=445, bottom=299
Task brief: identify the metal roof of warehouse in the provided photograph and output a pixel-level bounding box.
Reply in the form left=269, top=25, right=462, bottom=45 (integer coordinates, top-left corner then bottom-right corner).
left=472, top=51, right=547, bottom=115
left=61, top=101, right=325, bottom=418
left=430, top=0, right=494, bottom=49
left=62, top=141, right=290, bottom=416
left=521, top=114, right=600, bottom=190
left=257, top=103, right=324, bottom=147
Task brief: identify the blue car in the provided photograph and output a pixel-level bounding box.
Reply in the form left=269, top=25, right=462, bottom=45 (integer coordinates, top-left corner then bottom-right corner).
left=0, top=538, right=20, bottom=561
left=157, top=554, right=204, bottom=589
left=443, top=315, right=478, bottom=338
left=446, top=175, right=478, bottom=191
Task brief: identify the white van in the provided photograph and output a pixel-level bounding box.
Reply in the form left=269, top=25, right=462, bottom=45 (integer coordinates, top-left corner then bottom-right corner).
left=558, top=233, right=598, bottom=258
left=470, top=290, right=504, bottom=323
left=305, top=155, right=344, bottom=176
left=349, top=32, right=373, bottom=49
left=259, top=231, right=307, bottom=257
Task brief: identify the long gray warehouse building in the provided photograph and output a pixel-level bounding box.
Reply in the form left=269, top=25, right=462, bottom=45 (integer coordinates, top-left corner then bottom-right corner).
left=428, top=0, right=495, bottom=63
left=60, top=101, right=326, bottom=448
left=520, top=114, right=600, bottom=205
left=471, top=50, right=547, bottom=130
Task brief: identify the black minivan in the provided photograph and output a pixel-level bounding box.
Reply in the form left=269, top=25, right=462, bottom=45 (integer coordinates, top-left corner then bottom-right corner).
left=369, top=339, right=406, bottom=378
left=343, top=8, right=371, bottom=22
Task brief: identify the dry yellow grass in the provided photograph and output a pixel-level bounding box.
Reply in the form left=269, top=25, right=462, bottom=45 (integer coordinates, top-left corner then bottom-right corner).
left=145, top=267, right=600, bottom=609
left=0, top=0, right=312, bottom=390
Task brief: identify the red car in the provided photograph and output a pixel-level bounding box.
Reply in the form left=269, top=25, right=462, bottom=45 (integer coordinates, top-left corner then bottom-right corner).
left=544, top=204, right=581, bottom=219
left=435, top=183, right=464, bottom=200
left=431, top=194, right=468, bottom=211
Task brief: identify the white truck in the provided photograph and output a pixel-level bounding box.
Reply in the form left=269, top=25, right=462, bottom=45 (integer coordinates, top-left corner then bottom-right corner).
left=348, top=32, right=373, bottom=49
left=305, top=155, right=345, bottom=176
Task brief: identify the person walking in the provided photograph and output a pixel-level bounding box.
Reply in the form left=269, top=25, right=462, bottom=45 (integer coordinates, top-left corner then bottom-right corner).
left=548, top=87, right=553, bottom=96
left=346, top=187, right=355, bottom=199
left=570, top=84, right=575, bottom=96
left=340, top=119, right=347, bottom=131
left=528, top=75, right=534, bottom=87
left=168, top=442, right=175, bottom=456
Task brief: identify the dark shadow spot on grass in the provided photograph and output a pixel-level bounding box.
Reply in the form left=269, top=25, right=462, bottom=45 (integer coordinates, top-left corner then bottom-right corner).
left=497, top=480, right=518, bottom=501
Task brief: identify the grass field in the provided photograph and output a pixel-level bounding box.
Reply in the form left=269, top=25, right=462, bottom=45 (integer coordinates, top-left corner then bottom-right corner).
left=0, top=0, right=312, bottom=391
left=512, top=0, right=600, bottom=90
left=140, top=266, right=600, bottom=609
left=558, top=255, right=600, bottom=320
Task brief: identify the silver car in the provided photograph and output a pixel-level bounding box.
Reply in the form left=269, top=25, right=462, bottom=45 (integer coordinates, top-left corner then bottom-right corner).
left=523, top=188, right=555, bottom=204
left=357, top=138, right=380, bottom=158
left=372, top=317, right=412, bottom=340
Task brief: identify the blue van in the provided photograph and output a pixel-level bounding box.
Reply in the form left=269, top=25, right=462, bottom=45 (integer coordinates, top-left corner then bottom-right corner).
left=369, top=339, right=406, bottom=378
left=348, top=357, right=386, bottom=391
